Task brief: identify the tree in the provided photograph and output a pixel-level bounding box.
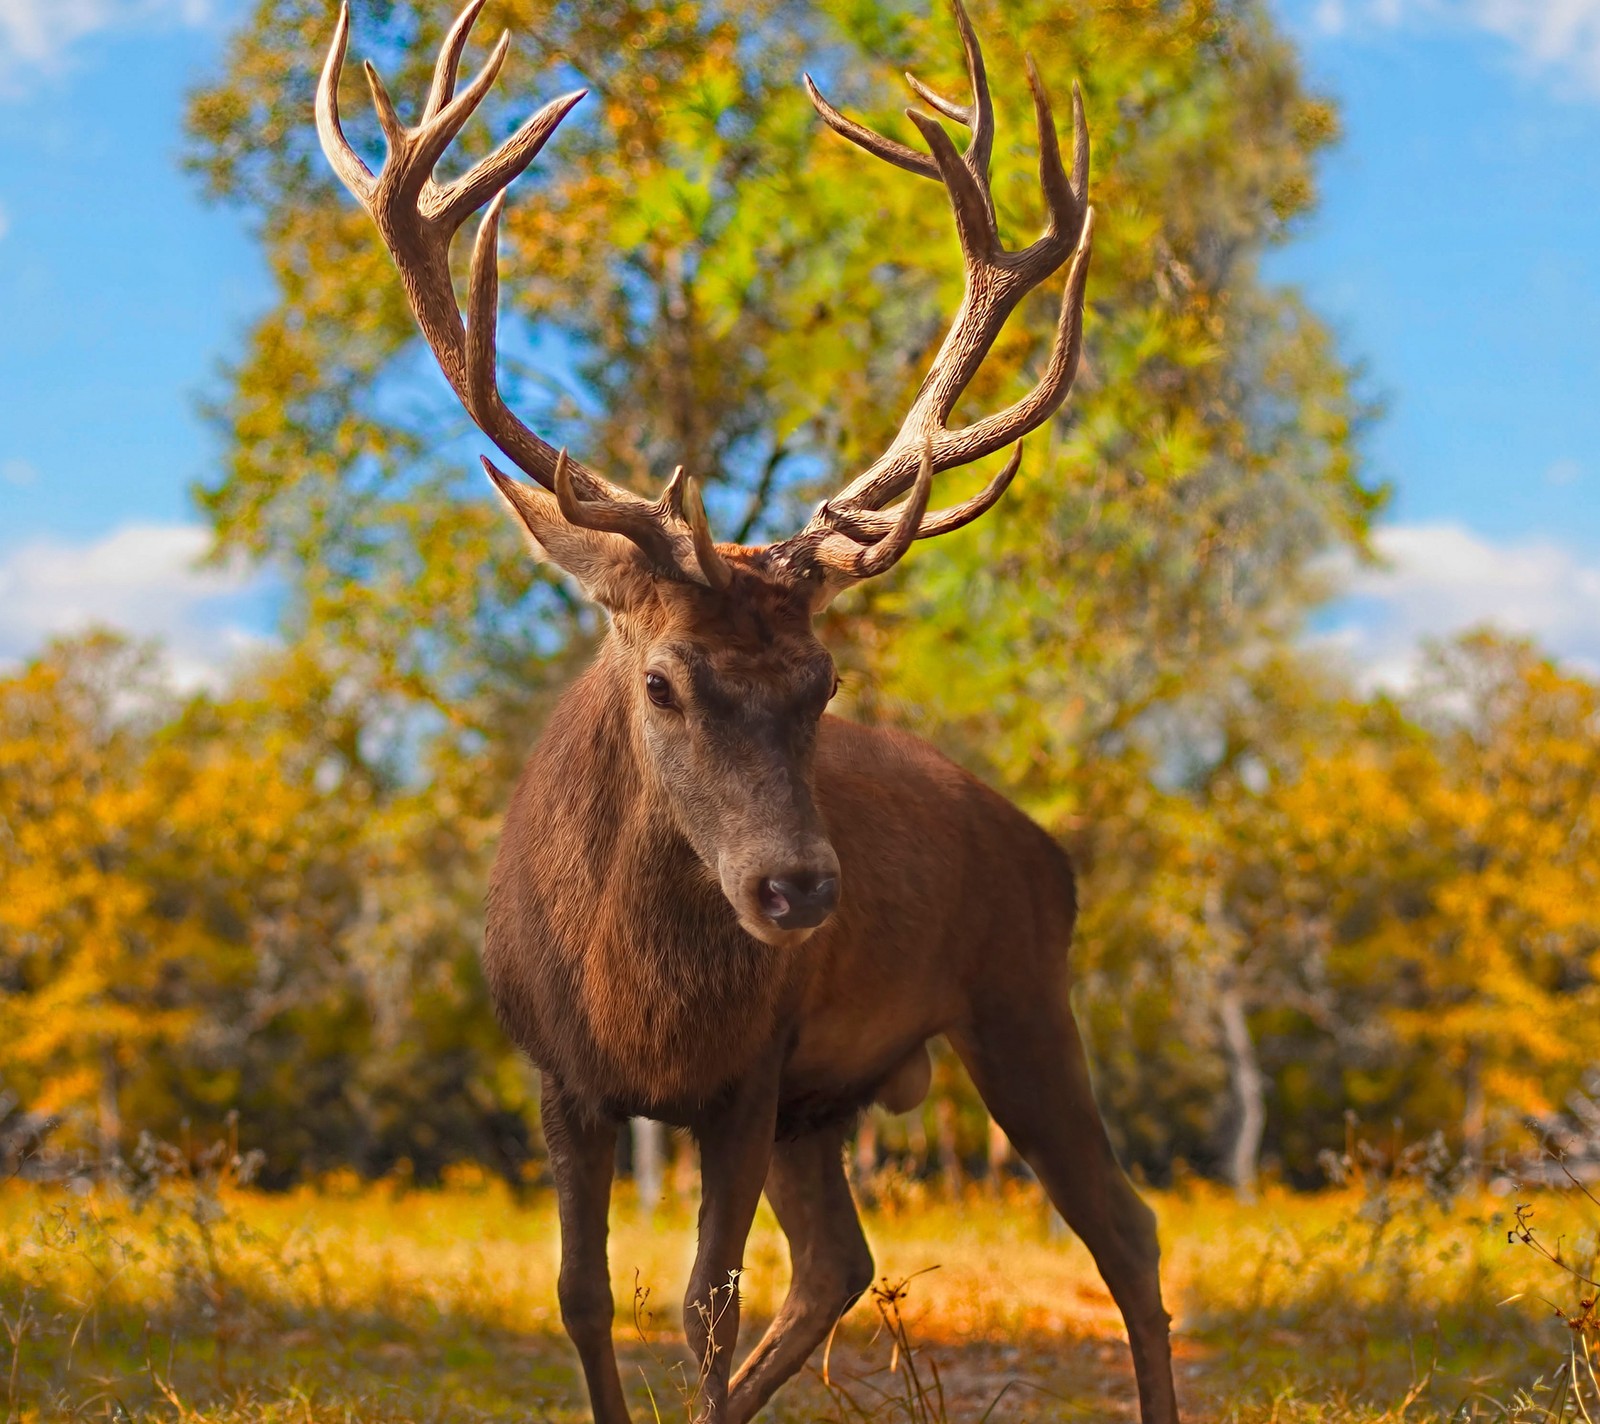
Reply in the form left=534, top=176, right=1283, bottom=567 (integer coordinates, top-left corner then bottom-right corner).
left=0, top=635, right=188, bottom=1154
left=0, top=633, right=536, bottom=1181
left=182, top=0, right=1379, bottom=1180
left=1180, top=633, right=1600, bottom=1182
left=1393, top=634, right=1600, bottom=1159
left=833, top=0, right=1378, bottom=774
left=186, top=0, right=1374, bottom=721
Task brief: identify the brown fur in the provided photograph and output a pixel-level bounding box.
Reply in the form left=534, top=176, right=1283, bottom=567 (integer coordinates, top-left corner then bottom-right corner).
left=482, top=554, right=1180, bottom=1424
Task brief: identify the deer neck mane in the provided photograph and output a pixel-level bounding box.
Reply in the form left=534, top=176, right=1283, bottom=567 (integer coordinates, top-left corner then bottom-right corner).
left=505, top=632, right=794, bottom=1110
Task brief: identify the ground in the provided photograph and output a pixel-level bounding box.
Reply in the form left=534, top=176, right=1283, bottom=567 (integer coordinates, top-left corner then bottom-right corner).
left=3, top=1159, right=1596, bottom=1423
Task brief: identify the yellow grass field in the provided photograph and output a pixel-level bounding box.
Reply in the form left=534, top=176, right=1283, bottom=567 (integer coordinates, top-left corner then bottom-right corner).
left=3, top=1162, right=1596, bottom=1424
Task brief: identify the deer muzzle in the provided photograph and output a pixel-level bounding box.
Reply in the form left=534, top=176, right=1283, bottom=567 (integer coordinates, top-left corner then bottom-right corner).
left=720, top=836, right=842, bottom=945
left=757, top=871, right=841, bottom=930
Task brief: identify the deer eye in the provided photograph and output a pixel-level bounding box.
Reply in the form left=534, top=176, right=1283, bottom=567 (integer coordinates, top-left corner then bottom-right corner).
left=644, top=672, right=676, bottom=709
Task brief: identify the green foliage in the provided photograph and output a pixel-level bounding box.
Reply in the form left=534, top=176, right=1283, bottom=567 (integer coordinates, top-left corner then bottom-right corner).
left=182, top=0, right=1377, bottom=733
left=2, top=0, right=1590, bottom=1195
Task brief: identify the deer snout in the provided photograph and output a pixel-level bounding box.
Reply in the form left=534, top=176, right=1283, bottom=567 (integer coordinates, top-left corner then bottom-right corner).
left=758, top=871, right=840, bottom=931
left=718, top=832, right=841, bottom=945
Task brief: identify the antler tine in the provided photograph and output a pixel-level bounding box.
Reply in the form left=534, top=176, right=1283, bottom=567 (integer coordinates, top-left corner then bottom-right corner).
left=1027, top=60, right=1086, bottom=237
left=934, top=0, right=992, bottom=181
left=315, top=5, right=376, bottom=202
left=827, top=441, right=1022, bottom=544
left=432, top=87, right=585, bottom=230
left=802, top=74, right=937, bottom=180
left=409, top=29, right=512, bottom=181
left=808, top=0, right=994, bottom=188
left=551, top=450, right=680, bottom=567
left=317, top=1, right=727, bottom=589
left=903, top=73, right=969, bottom=125
left=662, top=465, right=689, bottom=522
left=943, top=0, right=993, bottom=181
left=1070, top=81, right=1089, bottom=206
left=423, top=0, right=491, bottom=121
left=807, top=441, right=935, bottom=582
left=461, top=190, right=603, bottom=492
left=465, top=190, right=516, bottom=436
left=905, top=108, right=997, bottom=261
left=684, top=476, right=734, bottom=590
left=551, top=446, right=732, bottom=589
left=462, top=184, right=563, bottom=488
left=362, top=60, right=407, bottom=150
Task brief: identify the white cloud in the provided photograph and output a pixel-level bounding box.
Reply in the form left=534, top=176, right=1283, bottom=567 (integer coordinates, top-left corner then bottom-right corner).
left=1319, top=521, right=1600, bottom=688
left=0, top=456, right=35, bottom=486
left=1466, top=0, right=1600, bottom=91
left=0, top=0, right=209, bottom=90
left=0, top=521, right=270, bottom=689
left=1302, top=0, right=1600, bottom=94
left=0, top=201, right=9, bottom=241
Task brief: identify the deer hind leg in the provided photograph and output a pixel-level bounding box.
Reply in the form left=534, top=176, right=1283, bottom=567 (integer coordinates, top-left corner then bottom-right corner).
left=727, top=1122, right=873, bottom=1424
left=951, top=993, right=1180, bottom=1424
left=542, top=1080, right=633, bottom=1424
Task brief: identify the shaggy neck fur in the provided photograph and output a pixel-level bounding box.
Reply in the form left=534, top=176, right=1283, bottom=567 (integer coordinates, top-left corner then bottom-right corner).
left=483, top=632, right=804, bottom=1118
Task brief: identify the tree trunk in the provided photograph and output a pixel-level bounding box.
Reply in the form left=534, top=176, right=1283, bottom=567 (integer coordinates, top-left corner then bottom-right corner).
left=1218, top=976, right=1266, bottom=1200
left=98, top=1039, right=121, bottom=1166
left=631, top=1118, right=664, bottom=1213
left=1463, top=1048, right=1486, bottom=1179
left=905, top=1108, right=928, bottom=1174
left=854, top=1114, right=878, bottom=1183
left=935, top=1095, right=963, bottom=1196
left=987, top=1117, right=1011, bottom=1195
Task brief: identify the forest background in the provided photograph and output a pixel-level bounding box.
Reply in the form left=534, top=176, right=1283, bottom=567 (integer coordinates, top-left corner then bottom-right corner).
left=2, top=0, right=1598, bottom=1201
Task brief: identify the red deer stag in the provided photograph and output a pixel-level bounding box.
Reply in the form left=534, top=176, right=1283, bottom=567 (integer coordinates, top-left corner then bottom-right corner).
left=317, top=2, right=1177, bottom=1420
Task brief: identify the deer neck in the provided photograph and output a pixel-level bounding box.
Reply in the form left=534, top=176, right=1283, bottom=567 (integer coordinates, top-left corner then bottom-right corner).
left=514, top=634, right=791, bottom=1108
left=538, top=631, right=788, bottom=960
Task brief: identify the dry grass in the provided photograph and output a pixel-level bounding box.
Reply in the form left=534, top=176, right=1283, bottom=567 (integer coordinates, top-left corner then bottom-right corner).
left=2, top=1148, right=1596, bottom=1424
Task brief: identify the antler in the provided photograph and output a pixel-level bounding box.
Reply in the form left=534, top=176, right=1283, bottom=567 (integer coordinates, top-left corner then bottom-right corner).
left=316, top=0, right=729, bottom=588
left=768, top=0, right=1094, bottom=584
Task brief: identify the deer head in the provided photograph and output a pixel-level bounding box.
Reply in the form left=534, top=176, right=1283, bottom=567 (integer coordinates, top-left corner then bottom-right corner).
left=317, top=0, right=1093, bottom=946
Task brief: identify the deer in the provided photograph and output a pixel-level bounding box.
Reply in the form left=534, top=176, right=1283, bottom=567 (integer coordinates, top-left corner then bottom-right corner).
left=316, top=2, right=1178, bottom=1420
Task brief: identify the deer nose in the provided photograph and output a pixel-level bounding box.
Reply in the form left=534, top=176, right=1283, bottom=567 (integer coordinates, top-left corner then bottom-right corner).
left=758, top=872, right=840, bottom=930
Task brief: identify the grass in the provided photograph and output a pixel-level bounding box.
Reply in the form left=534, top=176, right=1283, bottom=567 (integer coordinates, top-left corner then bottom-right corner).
left=2, top=1142, right=1597, bottom=1424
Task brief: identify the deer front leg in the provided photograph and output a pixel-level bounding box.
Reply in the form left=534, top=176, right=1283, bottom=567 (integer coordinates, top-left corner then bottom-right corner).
left=542, top=1078, right=632, bottom=1424
left=684, top=1068, right=781, bottom=1423
left=727, top=1122, right=873, bottom=1424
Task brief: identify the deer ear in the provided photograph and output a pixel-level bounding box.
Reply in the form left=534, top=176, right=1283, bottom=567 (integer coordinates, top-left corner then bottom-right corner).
left=485, top=462, right=652, bottom=611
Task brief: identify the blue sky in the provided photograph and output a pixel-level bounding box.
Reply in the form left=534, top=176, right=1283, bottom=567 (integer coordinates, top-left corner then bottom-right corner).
left=0, top=0, right=1596, bottom=687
